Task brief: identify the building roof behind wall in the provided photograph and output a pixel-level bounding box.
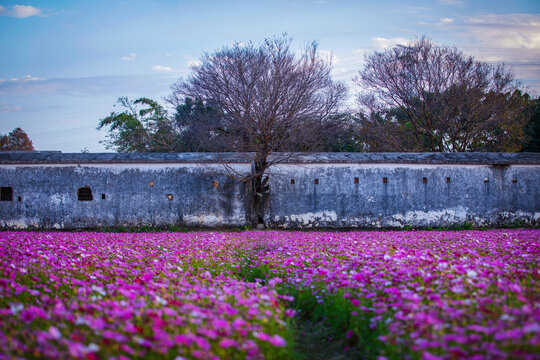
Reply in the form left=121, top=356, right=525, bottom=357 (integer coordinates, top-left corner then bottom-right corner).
left=0, top=152, right=539, bottom=165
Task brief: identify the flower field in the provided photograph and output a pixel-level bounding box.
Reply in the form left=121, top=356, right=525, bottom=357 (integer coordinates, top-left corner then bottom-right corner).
left=0, top=230, right=539, bottom=359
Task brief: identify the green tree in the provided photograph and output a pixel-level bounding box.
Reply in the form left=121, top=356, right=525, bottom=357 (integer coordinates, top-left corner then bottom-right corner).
left=98, top=97, right=178, bottom=152
left=173, top=97, right=225, bottom=152
left=522, top=97, right=540, bottom=152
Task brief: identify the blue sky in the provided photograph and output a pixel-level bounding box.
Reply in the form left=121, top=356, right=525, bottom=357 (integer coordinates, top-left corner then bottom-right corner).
left=1, top=0, right=539, bottom=152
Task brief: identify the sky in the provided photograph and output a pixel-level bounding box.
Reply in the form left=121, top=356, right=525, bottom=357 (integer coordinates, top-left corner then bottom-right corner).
left=1, top=0, right=539, bottom=152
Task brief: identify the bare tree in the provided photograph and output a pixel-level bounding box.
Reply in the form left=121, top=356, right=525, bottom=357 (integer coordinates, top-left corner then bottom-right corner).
left=356, top=37, right=528, bottom=152
left=168, top=35, right=346, bottom=225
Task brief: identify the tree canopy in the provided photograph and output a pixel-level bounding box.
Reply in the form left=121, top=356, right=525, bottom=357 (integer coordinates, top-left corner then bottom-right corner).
left=166, top=35, right=347, bottom=225
left=97, top=97, right=178, bottom=152
left=168, top=35, right=346, bottom=191
left=356, top=37, right=529, bottom=152
left=98, top=35, right=538, bottom=159
left=0, top=128, right=35, bottom=151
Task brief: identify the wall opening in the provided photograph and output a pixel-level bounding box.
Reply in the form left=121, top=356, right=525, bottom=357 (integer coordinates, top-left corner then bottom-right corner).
left=354, top=177, right=359, bottom=184
left=382, top=177, right=387, bottom=184
left=77, top=187, right=93, bottom=201
left=314, top=179, right=319, bottom=185
left=290, top=179, right=295, bottom=185
left=101, top=194, right=106, bottom=200
left=484, top=178, right=489, bottom=183
left=512, top=178, right=517, bottom=183
left=422, top=177, right=427, bottom=184
left=446, top=177, right=451, bottom=183
left=1, top=187, right=13, bottom=201
left=17, top=196, right=22, bottom=202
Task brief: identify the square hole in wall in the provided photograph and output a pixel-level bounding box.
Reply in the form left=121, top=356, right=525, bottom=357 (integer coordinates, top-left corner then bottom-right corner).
left=314, top=179, right=319, bottom=185
left=383, top=177, right=388, bottom=184
left=512, top=178, right=517, bottom=183
left=1, top=187, right=13, bottom=201
left=17, top=196, right=22, bottom=202
left=290, top=179, right=295, bottom=185
left=422, top=177, right=427, bottom=184
left=446, top=177, right=451, bottom=183
left=101, top=194, right=106, bottom=200
left=354, top=177, right=359, bottom=184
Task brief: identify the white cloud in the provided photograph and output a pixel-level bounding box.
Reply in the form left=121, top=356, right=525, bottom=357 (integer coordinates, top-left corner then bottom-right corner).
left=121, top=53, right=137, bottom=62
left=438, top=18, right=454, bottom=25
left=13, top=5, right=41, bottom=17
left=0, top=74, right=176, bottom=96
left=22, top=74, right=42, bottom=81
left=5, top=75, right=43, bottom=82
left=372, top=37, right=409, bottom=50
left=186, top=59, right=201, bottom=67
left=0, top=4, right=44, bottom=18
left=439, top=0, right=464, bottom=5
left=152, top=65, right=177, bottom=73
left=445, top=13, right=540, bottom=93
left=463, top=14, right=540, bottom=50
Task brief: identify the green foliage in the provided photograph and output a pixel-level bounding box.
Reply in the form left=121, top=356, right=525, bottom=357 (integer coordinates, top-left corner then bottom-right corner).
left=522, top=97, right=540, bottom=152
left=168, top=224, right=189, bottom=232
left=461, top=221, right=474, bottom=230
left=173, top=97, right=225, bottom=152
left=236, top=260, right=401, bottom=359
left=281, top=286, right=400, bottom=360
left=97, top=97, right=179, bottom=152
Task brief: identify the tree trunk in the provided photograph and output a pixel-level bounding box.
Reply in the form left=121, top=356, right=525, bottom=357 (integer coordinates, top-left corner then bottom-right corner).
left=251, top=156, right=270, bottom=228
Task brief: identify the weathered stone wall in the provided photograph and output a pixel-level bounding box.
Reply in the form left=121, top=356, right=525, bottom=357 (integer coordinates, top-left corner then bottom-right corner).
left=1, top=152, right=538, bottom=229
left=0, top=154, right=252, bottom=229
left=267, top=163, right=539, bottom=228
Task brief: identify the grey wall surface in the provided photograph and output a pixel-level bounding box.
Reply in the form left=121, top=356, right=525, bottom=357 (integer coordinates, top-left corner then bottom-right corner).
left=0, top=162, right=252, bottom=229
left=267, top=163, right=539, bottom=228
left=1, top=152, right=539, bottom=229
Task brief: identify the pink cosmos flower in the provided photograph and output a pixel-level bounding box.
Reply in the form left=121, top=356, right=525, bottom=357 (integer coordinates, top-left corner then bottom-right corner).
left=219, top=338, right=238, bottom=348
left=269, top=334, right=286, bottom=347
left=48, top=326, right=61, bottom=340
left=285, top=308, right=296, bottom=317
left=20, top=306, right=47, bottom=322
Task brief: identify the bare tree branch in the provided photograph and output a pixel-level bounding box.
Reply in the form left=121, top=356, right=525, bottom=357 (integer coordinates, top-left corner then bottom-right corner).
left=355, top=36, right=528, bottom=152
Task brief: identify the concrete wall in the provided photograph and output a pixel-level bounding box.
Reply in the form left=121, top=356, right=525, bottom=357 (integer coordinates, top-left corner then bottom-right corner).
left=1, top=152, right=539, bottom=229
left=0, top=161, right=251, bottom=229
left=267, top=163, right=539, bottom=228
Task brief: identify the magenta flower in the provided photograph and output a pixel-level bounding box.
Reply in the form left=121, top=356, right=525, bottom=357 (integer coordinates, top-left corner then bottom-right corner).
left=219, top=338, right=238, bottom=348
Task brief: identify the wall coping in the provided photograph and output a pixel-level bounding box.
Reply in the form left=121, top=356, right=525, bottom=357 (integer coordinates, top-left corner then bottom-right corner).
left=1, top=151, right=539, bottom=165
